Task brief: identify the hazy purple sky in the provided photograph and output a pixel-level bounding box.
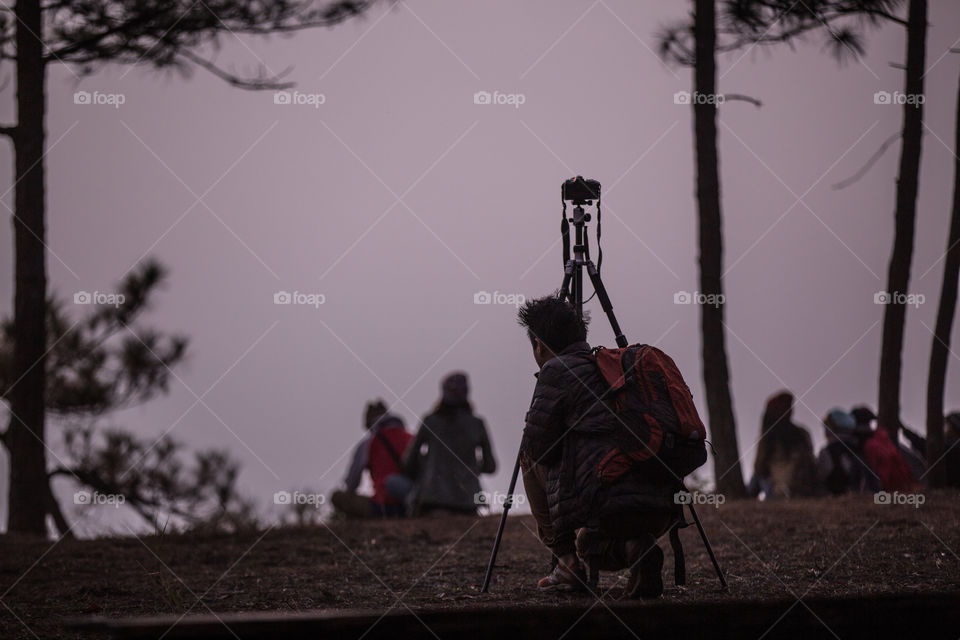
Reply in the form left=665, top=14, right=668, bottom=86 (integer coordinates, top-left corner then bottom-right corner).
left=2, top=1, right=959, bottom=533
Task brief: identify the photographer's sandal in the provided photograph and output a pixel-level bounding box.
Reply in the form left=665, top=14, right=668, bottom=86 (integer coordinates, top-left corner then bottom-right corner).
left=537, top=561, right=587, bottom=593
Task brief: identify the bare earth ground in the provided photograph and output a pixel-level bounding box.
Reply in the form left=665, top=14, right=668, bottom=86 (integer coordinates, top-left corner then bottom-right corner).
left=1, top=493, right=959, bottom=639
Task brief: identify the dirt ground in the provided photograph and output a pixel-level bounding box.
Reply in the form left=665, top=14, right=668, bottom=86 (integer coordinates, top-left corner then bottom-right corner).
left=1, top=493, right=958, bottom=639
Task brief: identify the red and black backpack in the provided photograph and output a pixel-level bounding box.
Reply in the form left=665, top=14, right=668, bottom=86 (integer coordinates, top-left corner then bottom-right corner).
left=592, top=344, right=708, bottom=483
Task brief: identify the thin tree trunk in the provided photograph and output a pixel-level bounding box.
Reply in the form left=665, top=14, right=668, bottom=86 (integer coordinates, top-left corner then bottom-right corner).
left=693, top=0, right=746, bottom=498
left=877, top=0, right=927, bottom=439
left=7, top=0, right=50, bottom=535
left=924, top=68, right=960, bottom=488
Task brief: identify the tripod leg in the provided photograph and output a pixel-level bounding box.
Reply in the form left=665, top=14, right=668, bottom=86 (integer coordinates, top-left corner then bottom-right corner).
left=687, top=502, right=727, bottom=589
left=585, top=262, right=628, bottom=348
left=558, top=259, right=576, bottom=304
left=481, top=448, right=522, bottom=593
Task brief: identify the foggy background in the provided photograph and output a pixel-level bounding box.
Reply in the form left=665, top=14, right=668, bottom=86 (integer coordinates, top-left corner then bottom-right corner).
left=1, top=0, right=959, bottom=533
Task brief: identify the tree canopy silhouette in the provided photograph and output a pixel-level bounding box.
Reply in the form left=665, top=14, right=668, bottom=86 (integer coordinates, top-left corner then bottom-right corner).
left=1, top=259, right=250, bottom=535
left=1, top=0, right=381, bottom=535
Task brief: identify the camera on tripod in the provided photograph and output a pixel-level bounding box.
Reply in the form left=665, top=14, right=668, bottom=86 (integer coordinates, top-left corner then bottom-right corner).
left=562, top=176, right=601, bottom=204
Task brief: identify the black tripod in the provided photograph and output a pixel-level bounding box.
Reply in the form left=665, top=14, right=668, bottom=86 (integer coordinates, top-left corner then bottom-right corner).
left=557, top=198, right=627, bottom=349
left=481, top=178, right=726, bottom=593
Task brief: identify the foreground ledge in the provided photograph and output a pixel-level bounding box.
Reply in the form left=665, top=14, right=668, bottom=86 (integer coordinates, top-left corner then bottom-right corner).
left=72, top=591, right=960, bottom=639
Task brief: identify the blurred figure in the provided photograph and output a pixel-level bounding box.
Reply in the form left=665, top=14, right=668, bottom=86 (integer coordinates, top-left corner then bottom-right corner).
left=850, top=406, right=917, bottom=492
left=894, top=413, right=928, bottom=459
left=816, top=408, right=881, bottom=495
left=912, top=411, right=960, bottom=487
left=402, top=372, right=496, bottom=516
left=331, top=400, right=414, bottom=518
left=853, top=405, right=925, bottom=483
left=850, top=406, right=877, bottom=434
left=894, top=420, right=926, bottom=482
left=748, top=391, right=817, bottom=499
left=946, top=412, right=960, bottom=487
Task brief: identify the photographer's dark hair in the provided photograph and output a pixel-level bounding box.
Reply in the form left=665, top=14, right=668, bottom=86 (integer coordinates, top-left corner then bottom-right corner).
left=517, top=293, right=588, bottom=354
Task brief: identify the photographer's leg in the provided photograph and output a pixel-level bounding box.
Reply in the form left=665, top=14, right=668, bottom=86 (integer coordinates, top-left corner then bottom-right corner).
left=520, top=453, right=583, bottom=591
left=520, top=453, right=556, bottom=550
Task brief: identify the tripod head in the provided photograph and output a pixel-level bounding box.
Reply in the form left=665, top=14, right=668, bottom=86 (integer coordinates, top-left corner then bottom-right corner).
left=557, top=175, right=627, bottom=348
left=560, top=176, right=601, bottom=274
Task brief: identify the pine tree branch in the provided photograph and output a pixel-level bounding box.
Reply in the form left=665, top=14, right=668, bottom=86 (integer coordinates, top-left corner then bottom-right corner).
left=176, top=48, right=295, bottom=91
left=43, top=0, right=383, bottom=63
left=723, top=93, right=762, bottom=107
left=832, top=131, right=901, bottom=190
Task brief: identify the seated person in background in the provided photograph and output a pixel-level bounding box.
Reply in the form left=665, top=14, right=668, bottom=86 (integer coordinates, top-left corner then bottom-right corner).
left=852, top=405, right=925, bottom=483
left=850, top=406, right=877, bottom=436
left=402, top=372, right=496, bottom=516
left=747, top=391, right=817, bottom=499
left=861, top=432, right=917, bottom=493
left=517, top=295, right=677, bottom=597
left=816, top=408, right=881, bottom=495
left=331, top=400, right=413, bottom=518
left=946, top=412, right=960, bottom=488
left=892, top=409, right=928, bottom=459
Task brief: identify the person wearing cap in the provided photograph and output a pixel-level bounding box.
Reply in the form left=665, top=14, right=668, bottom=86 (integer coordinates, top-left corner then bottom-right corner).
left=816, top=408, right=882, bottom=495
left=331, top=399, right=414, bottom=518
left=401, top=372, right=497, bottom=516
left=850, top=406, right=878, bottom=436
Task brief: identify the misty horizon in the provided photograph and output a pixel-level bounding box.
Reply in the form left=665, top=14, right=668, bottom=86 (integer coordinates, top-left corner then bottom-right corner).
left=2, top=0, right=959, bottom=534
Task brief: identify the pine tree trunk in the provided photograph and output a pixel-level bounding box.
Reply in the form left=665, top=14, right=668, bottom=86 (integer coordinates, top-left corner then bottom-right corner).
left=924, top=68, right=960, bottom=488
left=7, top=0, right=50, bottom=536
left=877, top=0, right=927, bottom=439
left=693, top=0, right=745, bottom=498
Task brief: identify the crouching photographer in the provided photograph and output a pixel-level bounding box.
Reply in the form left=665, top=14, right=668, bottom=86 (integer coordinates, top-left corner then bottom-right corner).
left=517, top=295, right=684, bottom=597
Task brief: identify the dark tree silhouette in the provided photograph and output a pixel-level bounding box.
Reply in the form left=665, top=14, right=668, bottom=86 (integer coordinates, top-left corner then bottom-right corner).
left=925, top=65, right=960, bottom=488
left=0, top=0, right=380, bottom=535
left=877, top=0, right=927, bottom=439
left=57, top=426, right=256, bottom=535
left=656, top=0, right=747, bottom=499
left=2, top=259, right=204, bottom=535
left=693, top=0, right=745, bottom=500
left=658, top=0, right=901, bottom=498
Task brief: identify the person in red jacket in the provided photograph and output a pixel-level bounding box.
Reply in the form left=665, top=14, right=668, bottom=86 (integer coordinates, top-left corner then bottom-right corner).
left=863, top=426, right=918, bottom=492
left=331, top=400, right=414, bottom=518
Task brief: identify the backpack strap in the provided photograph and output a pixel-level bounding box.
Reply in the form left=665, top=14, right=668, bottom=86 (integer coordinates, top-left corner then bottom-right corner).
left=373, top=428, right=404, bottom=469
left=622, top=345, right=641, bottom=386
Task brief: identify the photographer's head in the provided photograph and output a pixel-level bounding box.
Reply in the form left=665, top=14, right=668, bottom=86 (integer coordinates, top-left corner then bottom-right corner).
left=517, top=294, right=588, bottom=369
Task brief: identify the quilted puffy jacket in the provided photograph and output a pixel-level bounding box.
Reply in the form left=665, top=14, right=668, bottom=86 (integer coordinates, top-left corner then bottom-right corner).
left=522, top=342, right=677, bottom=534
